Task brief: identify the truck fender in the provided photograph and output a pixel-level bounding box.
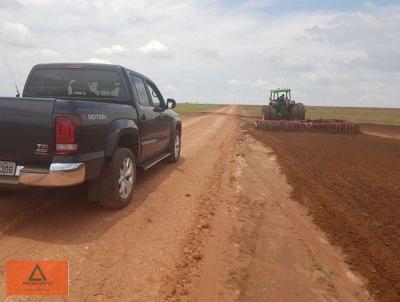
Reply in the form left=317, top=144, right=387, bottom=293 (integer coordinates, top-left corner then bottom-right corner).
left=89, top=119, right=140, bottom=201
left=104, top=119, right=140, bottom=160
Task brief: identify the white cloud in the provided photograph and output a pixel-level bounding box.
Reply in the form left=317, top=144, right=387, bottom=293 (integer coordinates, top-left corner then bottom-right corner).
left=198, top=49, right=221, bottom=60
left=224, top=94, right=241, bottom=101
left=139, top=40, right=172, bottom=58
left=0, top=21, right=31, bottom=46
left=0, top=1, right=399, bottom=107
left=0, top=0, right=23, bottom=9
left=19, top=0, right=53, bottom=6
left=95, top=44, right=127, bottom=55
left=250, top=79, right=273, bottom=88
left=38, top=48, right=59, bottom=57
left=241, top=0, right=279, bottom=9
left=227, top=79, right=241, bottom=86
left=161, top=84, right=178, bottom=93
left=85, top=58, right=112, bottom=64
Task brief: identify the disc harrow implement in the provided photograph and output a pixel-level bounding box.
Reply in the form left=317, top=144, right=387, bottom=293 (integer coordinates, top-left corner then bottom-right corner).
left=255, top=119, right=360, bottom=135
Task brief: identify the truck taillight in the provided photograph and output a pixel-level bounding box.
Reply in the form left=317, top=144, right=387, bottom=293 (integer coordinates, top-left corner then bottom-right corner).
left=55, top=116, right=77, bottom=155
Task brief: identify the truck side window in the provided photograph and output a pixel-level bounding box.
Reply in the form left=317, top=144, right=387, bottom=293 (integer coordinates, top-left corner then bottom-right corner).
left=145, top=81, right=162, bottom=107
left=131, top=75, right=150, bottom=106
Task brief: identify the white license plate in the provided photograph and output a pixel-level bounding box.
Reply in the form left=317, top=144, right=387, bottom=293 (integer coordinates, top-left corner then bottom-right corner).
left=0, top=161, right=16, bottom=176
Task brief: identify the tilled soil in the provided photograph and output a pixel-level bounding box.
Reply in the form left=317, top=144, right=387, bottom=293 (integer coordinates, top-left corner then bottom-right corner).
left=360, top=123, right=400, bottom=140
left=247, top=124, right=400, bottom=302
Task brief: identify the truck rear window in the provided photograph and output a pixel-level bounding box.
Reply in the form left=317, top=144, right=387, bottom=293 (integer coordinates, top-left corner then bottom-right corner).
left=24, top=68, right=126, bottom=99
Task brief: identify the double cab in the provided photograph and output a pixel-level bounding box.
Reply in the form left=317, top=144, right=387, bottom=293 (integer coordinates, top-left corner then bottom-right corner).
left=0, top=63, right=181, bottom=208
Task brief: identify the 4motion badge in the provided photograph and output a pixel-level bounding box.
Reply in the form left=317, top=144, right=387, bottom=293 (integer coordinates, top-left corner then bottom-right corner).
left=35, top=144, right=49, bottom=156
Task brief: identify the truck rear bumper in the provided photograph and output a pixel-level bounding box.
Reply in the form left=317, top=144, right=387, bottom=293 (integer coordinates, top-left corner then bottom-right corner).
left=18, top=163, right=86, bottom=187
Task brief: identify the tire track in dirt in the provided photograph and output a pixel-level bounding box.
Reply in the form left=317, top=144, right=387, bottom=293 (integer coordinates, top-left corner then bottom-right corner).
left=160, top=107, right=240, bottom=301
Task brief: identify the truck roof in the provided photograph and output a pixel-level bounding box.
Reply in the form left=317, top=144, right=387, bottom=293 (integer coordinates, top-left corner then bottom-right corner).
left=32, top=63, right=150, bottom=81
left=33, top=63, right=124, bottom=70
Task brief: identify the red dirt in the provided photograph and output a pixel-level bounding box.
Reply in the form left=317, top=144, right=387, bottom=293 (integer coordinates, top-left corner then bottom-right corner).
left=0, top=106, right=372, bottom=301
left=360, top=123, right=400, bottom=140
left=247, top=125, right=400, bottom=302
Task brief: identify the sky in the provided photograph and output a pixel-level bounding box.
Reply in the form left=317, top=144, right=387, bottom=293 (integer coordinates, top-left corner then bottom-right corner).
left=0, top=0, right=399, bottom=107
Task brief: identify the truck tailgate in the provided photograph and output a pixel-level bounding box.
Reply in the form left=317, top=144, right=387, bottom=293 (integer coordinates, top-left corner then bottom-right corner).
left=0, top=97, right=55, bottom=167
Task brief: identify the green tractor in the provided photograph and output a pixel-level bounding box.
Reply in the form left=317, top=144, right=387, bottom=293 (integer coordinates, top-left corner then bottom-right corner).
left=261, top=88, right=305, bottom=120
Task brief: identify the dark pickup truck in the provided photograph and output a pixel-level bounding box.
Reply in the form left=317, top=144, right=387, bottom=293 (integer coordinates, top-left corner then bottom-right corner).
left=0, top=63, right=181, bottom=208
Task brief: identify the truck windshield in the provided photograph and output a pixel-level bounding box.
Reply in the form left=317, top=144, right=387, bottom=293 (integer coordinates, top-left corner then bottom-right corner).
left=24, top=68, right=126, bottom=99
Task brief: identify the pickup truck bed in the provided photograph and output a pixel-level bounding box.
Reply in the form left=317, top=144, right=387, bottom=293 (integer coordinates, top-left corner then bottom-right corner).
left=0, top=97, right=54, bottom=167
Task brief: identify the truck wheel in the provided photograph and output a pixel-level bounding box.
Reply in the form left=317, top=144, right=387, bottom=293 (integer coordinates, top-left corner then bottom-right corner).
left=168, top=130, right=181, bottom=163
left=98, top=148, right=136, bottom=209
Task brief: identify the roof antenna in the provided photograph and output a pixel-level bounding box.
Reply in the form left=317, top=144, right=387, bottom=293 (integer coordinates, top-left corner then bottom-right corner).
left=2, top=54, right=21, bottom=97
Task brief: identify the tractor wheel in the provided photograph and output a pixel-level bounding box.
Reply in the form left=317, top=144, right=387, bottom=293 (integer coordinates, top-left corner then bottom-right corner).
left=290, top=103, right=305, bottom=120
left=261, top=105, right=277, bottom=120
left=261, top=106, right=268, bottom=120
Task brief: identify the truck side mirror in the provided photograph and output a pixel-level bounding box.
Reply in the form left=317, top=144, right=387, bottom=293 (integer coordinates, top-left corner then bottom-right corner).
left=167, top=98, right=176, bottom=109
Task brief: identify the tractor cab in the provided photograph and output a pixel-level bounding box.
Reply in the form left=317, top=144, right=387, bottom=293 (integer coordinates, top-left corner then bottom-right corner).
left=269, top=88, right=292, bottom=102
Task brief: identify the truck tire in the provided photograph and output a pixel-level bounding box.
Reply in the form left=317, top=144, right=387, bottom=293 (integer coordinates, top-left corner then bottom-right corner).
left=261, top=105, right=277, bottom=120
left=290, top=103, right=305, bottom=120
left=167, top=129, right=181, bottom=163
left=98, top=148, right=136, bottom=209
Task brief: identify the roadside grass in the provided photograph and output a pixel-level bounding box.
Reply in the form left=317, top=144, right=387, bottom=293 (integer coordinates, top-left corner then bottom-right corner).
left=306, top=106, right=400, bottom=125
left=240, top=105, right=262, bottom=118
left=175, top=103, right=225, bottom=113
left=241, top=105, right=400, bottom=125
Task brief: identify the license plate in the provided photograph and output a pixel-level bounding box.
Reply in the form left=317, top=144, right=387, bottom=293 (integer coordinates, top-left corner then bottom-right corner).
left=0, top=161, right=16, bottom=176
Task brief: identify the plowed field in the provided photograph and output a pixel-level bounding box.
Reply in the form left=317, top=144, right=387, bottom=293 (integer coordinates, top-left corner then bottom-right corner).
left=247, top=121, right=400, bottom=302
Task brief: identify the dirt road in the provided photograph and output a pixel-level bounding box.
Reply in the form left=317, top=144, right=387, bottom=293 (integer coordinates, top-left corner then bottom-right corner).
left=0, top=106, right=371, bottom=301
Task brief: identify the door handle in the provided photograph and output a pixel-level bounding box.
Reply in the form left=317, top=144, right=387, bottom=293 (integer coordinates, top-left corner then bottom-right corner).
left=153, top=107, right=163, bottom=113
left=141, top=114, right=146, bottom=120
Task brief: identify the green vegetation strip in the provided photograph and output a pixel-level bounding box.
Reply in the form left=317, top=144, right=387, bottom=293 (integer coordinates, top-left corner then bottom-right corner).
left=175, top=103, right=225, bottom=113
left=306, top=106, right=400, bottom=125
left=241, top=105, right=400, bottom=126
